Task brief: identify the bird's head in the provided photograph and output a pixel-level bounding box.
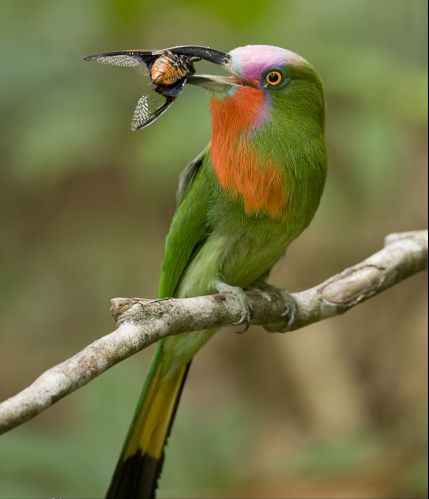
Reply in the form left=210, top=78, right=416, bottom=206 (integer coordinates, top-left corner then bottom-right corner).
left=188, top=44, right=325, bottom=127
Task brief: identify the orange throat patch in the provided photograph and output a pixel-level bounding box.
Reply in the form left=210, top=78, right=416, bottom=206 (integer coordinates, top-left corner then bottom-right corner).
left=210, top=86, right=287, bottom=219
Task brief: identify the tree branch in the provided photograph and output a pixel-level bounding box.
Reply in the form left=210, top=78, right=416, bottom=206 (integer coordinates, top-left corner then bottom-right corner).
left=0, top=230, right=427, bottom=434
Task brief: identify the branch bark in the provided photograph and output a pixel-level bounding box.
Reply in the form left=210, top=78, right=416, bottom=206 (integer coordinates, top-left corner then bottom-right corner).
left=0, top=230, right=427, bottom=435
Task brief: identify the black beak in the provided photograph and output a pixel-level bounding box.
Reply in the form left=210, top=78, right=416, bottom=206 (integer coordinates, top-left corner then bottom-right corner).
left=165, top=45, right=254, bottom=92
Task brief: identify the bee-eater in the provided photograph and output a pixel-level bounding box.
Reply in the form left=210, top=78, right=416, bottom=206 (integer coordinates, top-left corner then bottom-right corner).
left=106, top=44, right=327, bottom=498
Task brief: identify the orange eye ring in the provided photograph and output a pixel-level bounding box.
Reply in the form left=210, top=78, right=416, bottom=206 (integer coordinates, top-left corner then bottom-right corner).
left=265, top=70, right=283, bottom=86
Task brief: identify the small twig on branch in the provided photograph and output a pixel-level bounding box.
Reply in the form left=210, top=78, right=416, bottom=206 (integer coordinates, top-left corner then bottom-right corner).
left=0, top=230, right=427, bottom=434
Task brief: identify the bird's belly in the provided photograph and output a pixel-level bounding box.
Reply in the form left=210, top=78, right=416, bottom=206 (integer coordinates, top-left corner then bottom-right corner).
left=221, top=227, right=290, bottom=287
left=178, top=225, right=290, bottom=298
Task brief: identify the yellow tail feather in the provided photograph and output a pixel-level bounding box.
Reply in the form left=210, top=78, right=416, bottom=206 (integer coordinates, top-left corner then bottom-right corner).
left=124, top=362, right=189, bottom=460
left=106, top=346, right=190, bottom=499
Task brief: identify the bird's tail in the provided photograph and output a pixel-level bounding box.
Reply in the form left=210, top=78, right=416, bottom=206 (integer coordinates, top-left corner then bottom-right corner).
left=106, top=342, right=190, bottom=499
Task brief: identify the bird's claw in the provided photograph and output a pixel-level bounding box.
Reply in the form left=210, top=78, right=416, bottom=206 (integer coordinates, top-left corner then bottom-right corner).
left=256, top=283, right=296, bottom=333
left=278, top=288, right=296, bottom=329
left=214, top=281, right=253, bottom=333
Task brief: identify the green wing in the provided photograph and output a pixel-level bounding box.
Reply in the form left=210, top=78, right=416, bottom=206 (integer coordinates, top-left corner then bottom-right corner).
left=158, top=147, right=210, bottom=298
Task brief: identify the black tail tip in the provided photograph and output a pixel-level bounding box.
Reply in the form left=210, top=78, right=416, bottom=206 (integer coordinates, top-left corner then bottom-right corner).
left=106, top=451, right=164, bottom=499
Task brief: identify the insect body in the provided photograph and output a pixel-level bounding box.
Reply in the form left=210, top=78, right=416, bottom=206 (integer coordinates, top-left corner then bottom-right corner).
left=150, top=50, right=197, bottom=86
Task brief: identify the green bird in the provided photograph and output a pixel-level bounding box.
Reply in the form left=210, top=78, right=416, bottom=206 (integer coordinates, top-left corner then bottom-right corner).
left=105, top=44, right=327, bottom=498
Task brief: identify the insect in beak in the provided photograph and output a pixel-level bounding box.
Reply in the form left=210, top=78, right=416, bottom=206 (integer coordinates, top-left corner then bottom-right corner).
left=84, top=45, right=239, bottom=130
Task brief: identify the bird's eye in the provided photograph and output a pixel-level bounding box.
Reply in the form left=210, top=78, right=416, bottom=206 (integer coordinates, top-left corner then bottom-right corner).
left=265, top=70, right=283, bottom=87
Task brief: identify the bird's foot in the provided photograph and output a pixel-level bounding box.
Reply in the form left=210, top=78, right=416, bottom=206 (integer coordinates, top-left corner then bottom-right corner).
left=255, top=282, right=296, bottom=333
left=214, top=280, right=253, bottom=333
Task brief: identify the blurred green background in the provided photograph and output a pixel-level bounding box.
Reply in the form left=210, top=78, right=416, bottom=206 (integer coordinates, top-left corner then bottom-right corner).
left=0, top=0, right=427, bottom=497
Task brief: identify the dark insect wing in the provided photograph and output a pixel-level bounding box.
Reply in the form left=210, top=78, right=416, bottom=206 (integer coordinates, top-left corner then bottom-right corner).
left=131, top=93, right=173, bottom=131
left=83, top=50, right=156, bottom=68
left=84, top=50, right=158, bottom=79
left=167, top=45, right=230, bottom=65
left=130, top=80, right=186, bottom=131
left=84, top=45, right=229, bottom=69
